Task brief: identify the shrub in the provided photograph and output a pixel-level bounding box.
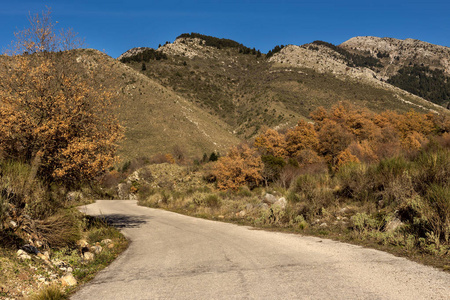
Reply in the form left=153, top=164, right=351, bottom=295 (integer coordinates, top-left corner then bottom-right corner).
left=351, top=213, right=383, bottom=233
left=423, top=185, right=450, bottom=246
left=413, top=148, right=450, bottom=193
left=289, top=173, right=334, bottom=220
left=36, top=210, right=81, bottom=248
left=203, top=194, right=221, bottom=208
left=335, top=162, right=371, bottom=201
left=29, top=284, right=64, bottom=300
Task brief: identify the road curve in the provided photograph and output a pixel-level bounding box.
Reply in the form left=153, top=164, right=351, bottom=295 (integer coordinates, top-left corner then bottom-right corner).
left=72, top=200, right=450, bottom=299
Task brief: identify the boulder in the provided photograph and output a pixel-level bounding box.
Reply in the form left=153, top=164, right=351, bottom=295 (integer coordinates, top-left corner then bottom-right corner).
left=273, top=197, right=287, bottom=210
left=117, top=182, right=131, bottom=199
left=262, top=193, right=278, bottom=205
left=101, top=239, right=112, bottom=245
left=385, top=217, right=403, bottom=232
left=77, top=239, right=89, bottom=248
left=237, top=210, right=246, bottom=218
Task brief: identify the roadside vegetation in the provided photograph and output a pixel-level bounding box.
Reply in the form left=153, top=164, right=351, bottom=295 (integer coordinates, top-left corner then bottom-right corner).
left=0, top=8, right=127, bottom=298
left=114, top=102, right=450, bottom=270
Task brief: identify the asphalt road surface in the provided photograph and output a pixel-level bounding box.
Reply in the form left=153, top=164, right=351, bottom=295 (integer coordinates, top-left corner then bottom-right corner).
left=72, top=200, right=450, bottom=299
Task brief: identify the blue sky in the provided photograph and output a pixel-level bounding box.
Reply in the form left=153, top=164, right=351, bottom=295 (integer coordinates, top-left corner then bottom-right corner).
left=0, top=0, right=449, bottom=58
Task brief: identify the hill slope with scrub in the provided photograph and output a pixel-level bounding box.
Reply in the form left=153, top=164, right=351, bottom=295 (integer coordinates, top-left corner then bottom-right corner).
left=120, top=33, right=449, bottom=143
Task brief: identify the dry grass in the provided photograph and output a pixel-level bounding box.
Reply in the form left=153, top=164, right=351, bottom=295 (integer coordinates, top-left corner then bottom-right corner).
left=36, top=211, right=82, bottom=249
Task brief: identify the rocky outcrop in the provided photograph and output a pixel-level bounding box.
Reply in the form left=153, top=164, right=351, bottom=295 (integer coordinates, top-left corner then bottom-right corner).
left=340, top=36, right=450, bottom=76
left=118, top=47, right=153, bottom=61
left=158, top=37, right=217, bottom=59
left=269, top=44, right=379, bottom=83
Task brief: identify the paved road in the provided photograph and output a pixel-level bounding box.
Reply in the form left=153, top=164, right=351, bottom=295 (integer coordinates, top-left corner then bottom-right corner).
left=72, top=200, right=450, bottom=299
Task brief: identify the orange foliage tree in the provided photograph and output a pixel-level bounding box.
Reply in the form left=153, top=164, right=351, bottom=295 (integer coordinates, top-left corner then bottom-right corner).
left=213, top=145, right=263, bottom=190
left=0, top=55, right=123, bottom=185
left=253, top=128, right=287, bottom=158
left=285, top=120, right=319, bottom=157
left=316, top=119, right=353, bottom=163
left=0, top=8, right=120, bottom=186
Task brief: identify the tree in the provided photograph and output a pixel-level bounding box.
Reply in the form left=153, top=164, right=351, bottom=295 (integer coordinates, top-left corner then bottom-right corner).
left=4, top=7, right=84, bottom=55
left=254, top=128, right=287, bottom=158
left=209, top=152, right=219, bottom=162
left=285, top=120, right=319, bottom=157
left=213, top=145, right=263, bottom=190
left=316, top=119, right=353, bottom=163
left=0, top=10, right=122, bottom=186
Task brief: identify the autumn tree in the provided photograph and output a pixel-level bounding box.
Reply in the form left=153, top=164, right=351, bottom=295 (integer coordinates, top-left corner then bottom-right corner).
left=254, top=128, right=287, bottom=158
left=213, top=145, right=263, bottom=190
left=0, top=10, right=121, bottom=186
left=316, top=119, right=353, bottom=163
left=285, top=120, right=319, bottom=157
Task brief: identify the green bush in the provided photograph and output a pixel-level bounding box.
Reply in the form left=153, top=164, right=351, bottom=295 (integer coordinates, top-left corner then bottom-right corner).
left=289, top=173, right=334, bottom=221
left=335, top=162, right=371, bottom=201
left=413, top=149, right=450, bottom=193
left=193, top=193, right=221, bottom=208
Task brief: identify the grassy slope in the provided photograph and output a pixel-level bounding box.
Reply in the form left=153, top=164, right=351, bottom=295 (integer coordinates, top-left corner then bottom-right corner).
left=9, top=49, right=240, bottom=162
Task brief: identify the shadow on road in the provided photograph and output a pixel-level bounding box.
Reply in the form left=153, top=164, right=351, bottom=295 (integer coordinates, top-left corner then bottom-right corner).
left=98, top=214, right=149, bottom=229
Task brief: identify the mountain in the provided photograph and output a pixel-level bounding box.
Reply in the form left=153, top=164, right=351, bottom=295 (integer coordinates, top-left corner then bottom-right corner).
left=3, top=34, right=448, bottom=163
left=120, top=33, right=449, bottom=141
left=74, top=49, right=240, bottom=161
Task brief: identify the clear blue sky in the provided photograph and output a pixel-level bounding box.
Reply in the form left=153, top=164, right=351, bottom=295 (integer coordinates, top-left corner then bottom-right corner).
left=0, top=0, right=449, bottom=58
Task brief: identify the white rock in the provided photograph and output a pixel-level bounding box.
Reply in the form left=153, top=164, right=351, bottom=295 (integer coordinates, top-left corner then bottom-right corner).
left=61, top=273, right=77, bottom=286
left=83, top=251, right=95, bottom=261
left=90, top=245, right=103, bottom=254
left=101, top=239, right=112, bottom=245
left=9, top=220, right=17, bottom=228
left=262, top=193, right=277, bottom=204
left=273, top=197, right=287, bottom=210
left=16, top=249, right=31, bottom=260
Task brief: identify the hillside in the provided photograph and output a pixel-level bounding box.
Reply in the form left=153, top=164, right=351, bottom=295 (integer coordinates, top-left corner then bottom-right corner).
left=76, top=49, right=240, bottom=161
left=120, top=34, right=448, bottom=140
left=0, top=50, right=240, bottom=162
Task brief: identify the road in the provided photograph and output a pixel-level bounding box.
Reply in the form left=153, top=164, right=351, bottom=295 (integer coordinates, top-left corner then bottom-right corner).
left=72, top=200, right=450, bottom=299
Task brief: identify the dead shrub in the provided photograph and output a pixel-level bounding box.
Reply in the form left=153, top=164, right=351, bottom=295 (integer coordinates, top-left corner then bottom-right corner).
left=100, top=170, right=125, bottom=189
left=277, top=165, right=302, bottom=189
